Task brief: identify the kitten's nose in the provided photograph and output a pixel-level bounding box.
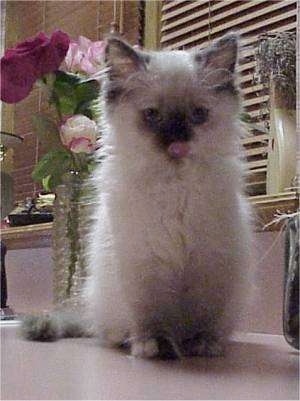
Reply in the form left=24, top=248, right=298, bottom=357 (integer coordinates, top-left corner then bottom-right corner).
left=161, top=113, right=192, bottom=144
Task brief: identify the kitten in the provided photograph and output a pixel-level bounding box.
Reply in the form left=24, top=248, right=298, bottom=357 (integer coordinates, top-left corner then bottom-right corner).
left=22, top=33, right=252, bottom=359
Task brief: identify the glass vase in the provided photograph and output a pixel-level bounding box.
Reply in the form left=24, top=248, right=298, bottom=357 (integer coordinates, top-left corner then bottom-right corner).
left=283, top=214, right=299, bottom=350
left=52, top=171, right=93, bottom=309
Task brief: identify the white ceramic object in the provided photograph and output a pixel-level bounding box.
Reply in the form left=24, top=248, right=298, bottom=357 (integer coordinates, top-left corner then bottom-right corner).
left=266, top=84, right=296, bottom=194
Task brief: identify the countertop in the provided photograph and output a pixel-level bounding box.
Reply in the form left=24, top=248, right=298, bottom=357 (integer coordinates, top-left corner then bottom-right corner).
left=1, top=322, right=299, bottom=400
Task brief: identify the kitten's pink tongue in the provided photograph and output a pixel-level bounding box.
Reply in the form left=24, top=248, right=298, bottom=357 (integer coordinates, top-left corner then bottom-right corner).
left=167, top=142, right=191, bottom=159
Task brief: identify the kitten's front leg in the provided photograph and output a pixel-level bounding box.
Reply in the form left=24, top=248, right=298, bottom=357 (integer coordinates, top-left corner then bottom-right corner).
left=179, top=251, right=246, bottom=358
left=182, top=332, right=225, bottom=357
left=121, top=257, right=181, bottom=359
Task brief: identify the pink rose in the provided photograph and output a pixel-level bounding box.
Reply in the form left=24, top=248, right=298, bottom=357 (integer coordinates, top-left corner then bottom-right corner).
left=65, top=36, right=105, bottom=75
left=1, top=30, right=70, bottom=103
left=60, top=114, right=98, bottom=154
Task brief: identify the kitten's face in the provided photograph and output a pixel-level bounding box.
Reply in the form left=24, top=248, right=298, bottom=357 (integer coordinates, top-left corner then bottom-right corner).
left=104, top=34, right=241, bottom=160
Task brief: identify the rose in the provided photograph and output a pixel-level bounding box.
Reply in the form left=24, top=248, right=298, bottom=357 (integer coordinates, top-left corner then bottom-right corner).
left=60, top=114, right=98, bottom=154
left=65, top=36, right=105, bottom=75
left=65, top=35, right=105, bottom=75
left=1, top=30, right=70, bottom=103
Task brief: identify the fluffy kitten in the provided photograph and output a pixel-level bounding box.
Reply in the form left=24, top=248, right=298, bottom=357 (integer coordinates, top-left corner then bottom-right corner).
left=22, top=33, right=252, bottom=359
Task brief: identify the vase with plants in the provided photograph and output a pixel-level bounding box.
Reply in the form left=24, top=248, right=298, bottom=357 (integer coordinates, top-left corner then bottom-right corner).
left=254, top=31, right=298, bottom=350
left=1, top=31, right=105, bottom=307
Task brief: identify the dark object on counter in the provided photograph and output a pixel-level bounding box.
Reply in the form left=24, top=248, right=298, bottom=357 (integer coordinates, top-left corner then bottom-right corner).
left=8, top=212, right=53, bottom=226
left=1, top=241, right=7, bottom=309
left=283, top=214, right=299, bottom=350
left=8, top=197, right=53, bottom=226
left=1, top=240, right=16, bottom=320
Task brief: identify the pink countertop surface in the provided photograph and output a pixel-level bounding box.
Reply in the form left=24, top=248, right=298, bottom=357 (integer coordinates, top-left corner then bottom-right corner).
left=1, top=322, right=299, bottom=400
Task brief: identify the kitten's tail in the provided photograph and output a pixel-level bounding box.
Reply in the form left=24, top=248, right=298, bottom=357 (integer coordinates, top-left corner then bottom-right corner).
left=20, top=309, right=94, bottom=342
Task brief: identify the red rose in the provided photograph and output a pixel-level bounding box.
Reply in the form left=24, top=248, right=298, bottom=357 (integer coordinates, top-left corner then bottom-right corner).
left=1, top=30, right=70, bottom=103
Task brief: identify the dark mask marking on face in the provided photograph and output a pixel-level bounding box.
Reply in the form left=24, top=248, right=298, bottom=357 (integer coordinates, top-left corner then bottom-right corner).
left=213, top=81, right=238, bottom=95
left=104, top=85, right=124, bottom=103
left=142, top=109, right=194, bottom=146
left=190, top=107, right=209, bottom=125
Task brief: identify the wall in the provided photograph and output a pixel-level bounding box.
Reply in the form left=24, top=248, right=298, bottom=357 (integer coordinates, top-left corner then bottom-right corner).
left=2, top=0, right=140, bottom=203
left=6, top=247, right=53, bottom=314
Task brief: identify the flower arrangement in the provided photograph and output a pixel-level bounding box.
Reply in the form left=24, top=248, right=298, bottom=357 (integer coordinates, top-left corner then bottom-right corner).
left=1, top=30, right=106, bottom=303
left=1, top=30, right=105, bottom=191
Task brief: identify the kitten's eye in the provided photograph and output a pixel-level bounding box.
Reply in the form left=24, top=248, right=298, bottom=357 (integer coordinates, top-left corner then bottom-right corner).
left=190, top=107, right=209, bottom=125
left=142, top=108, right=160, bottom=123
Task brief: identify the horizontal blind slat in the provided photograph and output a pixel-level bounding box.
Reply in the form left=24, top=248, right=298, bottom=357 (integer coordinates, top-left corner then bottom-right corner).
left=238, top=74, right=255, bottom=85
left=245, top=167, right=267, bottom=175
left=243, top=95, right=269, bottom=107
left=242, top=84, right=264, bottom=95
left=244, top=146, right=269, bottom=157
left=238, top=60, right=257, bottom=72
left=248, top=159, right=268, bottom=169
left=248, top=109, right=269, bottom=119
left=245, top=180, right=266, bottom=187
left=162, top=0, right=186, bottom=12
left=242, top=134, right=269, bottom=145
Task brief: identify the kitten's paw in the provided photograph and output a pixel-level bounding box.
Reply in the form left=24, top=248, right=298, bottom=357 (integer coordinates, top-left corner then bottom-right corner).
left=192, top=339, right=224, bottom=357
left=131, top=338, right=159, bottom=358
left=183, top=335, right=224, bottom=357
left=20, top=314, right=60, bottom=342
left=100, top=327, right=128, bottom=347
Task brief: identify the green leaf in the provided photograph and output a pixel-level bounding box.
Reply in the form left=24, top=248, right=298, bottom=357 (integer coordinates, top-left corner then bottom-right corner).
left=58, top=95, right=77, bottom=115
left=42, top=174, right=63, bottom=192
left=54, top=71, right=81, bottom=87
left=53, top=73, right=100, bottom=118
left=32, top=149, right=70, bottom=180
left=31, top=114, right=63, bottom=151
left=75, top=80, right=100, bottom=104
left=74, top=80, right=100, bottom=118
left=75, top=102, right=94, bottom=119
left=53, top=71, right=80, bottom=116
left=41, top=175, right=52, bottom=192
left=54, top=81, right=74, bottom=98
left=32, top=149, right=72, bottom=191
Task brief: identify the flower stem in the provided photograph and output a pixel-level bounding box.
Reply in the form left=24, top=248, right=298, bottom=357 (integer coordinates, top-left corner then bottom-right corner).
left=65, top=174, right=81, bottom=298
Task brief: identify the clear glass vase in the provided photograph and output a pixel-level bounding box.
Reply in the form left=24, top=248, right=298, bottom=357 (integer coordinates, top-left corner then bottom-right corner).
left=52, top=171, right=93, bottom=309
left=283, top=214, right=299, bottom=350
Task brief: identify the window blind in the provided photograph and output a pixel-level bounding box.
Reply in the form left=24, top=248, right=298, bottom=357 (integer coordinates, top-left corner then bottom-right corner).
left=160, top=0, right=297, bottom=196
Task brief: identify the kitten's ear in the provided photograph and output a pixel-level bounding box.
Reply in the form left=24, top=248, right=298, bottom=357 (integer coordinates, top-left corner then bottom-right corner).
left=105, top=37, right=148, bottom=80
left=195, top=33, right=239, bottom=72
left=195, top=33, right=239, bottom=91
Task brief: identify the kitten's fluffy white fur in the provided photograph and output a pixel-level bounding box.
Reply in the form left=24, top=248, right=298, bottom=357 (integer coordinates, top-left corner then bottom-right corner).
left=87, top=34, right=252, bottom=357
left=22, top=33, right=253, bottom=359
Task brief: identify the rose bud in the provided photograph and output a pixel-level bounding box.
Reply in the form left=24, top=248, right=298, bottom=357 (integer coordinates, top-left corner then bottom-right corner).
left=60, top=114, right=98, bottom=154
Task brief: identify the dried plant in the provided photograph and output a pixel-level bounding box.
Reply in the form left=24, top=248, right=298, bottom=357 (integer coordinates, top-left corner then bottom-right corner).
left=254, top=31, right=296, bottom=108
